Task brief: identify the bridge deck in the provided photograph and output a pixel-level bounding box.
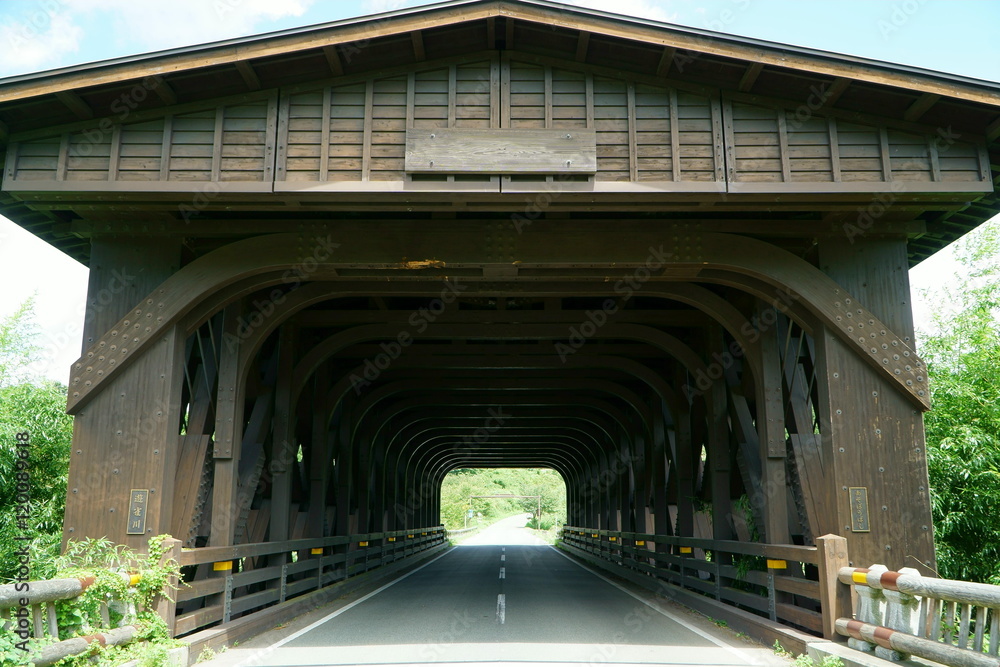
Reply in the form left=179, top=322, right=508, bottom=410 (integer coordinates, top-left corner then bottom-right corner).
left=200, top=518, right=782, bottom=667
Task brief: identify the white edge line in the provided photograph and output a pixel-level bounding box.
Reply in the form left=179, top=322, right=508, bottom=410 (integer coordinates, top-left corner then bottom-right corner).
left=235, top=547, right=454, bottom=666
left=550, top=546, right=761, bottom=665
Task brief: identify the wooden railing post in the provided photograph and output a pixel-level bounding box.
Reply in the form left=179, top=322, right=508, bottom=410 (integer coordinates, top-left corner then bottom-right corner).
left=155, top=537, right=182, bottom=638
left=816, top=534, right=851, bottom=640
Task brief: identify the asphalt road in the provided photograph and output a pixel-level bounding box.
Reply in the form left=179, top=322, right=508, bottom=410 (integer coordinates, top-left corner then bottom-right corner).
left=231, top=518, right=780, bottom=666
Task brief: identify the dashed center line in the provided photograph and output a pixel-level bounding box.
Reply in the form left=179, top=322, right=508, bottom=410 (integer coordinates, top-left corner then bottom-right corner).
left=496, top=593, right=506, bottom=624
left=499, top=567, right=506, bottom=579
left=500, top=554, right=505, bottom=561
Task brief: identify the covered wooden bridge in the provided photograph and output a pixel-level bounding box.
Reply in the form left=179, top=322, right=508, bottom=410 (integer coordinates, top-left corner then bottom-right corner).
left=2, top=0, right=999, bottom=652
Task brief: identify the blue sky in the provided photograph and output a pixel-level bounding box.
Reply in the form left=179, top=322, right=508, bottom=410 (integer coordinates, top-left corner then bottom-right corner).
left=0, top=0, right=996, bottom=381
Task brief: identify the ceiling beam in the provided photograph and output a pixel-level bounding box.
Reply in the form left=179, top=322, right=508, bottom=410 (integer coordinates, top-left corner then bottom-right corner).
left=54, top=91, right=93, bottom=120
left=903, top=92, right=940, bottom=122
left=575, top=32, right=590, bottom=62
left=738, top=62, right=763, bottom=92
left=986, top=115, right=1000, bottom=143
left=655, top=46, right=676, bottom=77
left=0, top=118, right=8, bottom=142
left=151, top=78, right=178, bottom=105
left=322, top=45, right=344, bottom=77
left=235, top=61, right=261, bottom=91
left=817, top=77, right=851, bottom=111
left=411, top=30, right=426, bottom=60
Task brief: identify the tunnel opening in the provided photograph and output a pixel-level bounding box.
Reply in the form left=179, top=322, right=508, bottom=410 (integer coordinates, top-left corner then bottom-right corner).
left=440, top=467, right=568, bottom=535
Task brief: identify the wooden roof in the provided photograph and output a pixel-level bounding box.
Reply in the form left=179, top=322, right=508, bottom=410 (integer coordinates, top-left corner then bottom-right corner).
left=1, top=0, right=998, bottom=265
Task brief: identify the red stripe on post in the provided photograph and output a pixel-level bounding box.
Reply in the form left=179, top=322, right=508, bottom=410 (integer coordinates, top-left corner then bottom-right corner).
left=880, top=571, right=901, bottom=590
left=873, top=626, right=895, bottom=648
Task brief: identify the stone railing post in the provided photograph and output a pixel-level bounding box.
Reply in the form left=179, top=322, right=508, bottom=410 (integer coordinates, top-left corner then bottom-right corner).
left=850, top=563, right=888, bottom=652
left=875, top=566, right=921, bottom=661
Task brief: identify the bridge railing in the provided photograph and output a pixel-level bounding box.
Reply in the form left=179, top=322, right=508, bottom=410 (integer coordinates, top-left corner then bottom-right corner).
left=0, top=573, right=146, bottom=666
left=174, top=526, right=446, bottom=637
left=837, top=565, right=1000, bottom=666
left=560, top=526, right=848, bottom=640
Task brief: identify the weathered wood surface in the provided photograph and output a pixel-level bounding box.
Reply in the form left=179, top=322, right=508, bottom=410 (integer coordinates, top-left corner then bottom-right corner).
left=404, top=127, right=596, bottom=173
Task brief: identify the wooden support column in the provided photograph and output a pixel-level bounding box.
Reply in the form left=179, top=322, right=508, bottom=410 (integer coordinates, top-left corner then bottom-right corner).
left=82, top=236, right=182, bottom=352
left=64, top=236, right=183, bottom=549
left=674, top=366, right=695, bottom=538
left=63, top=324, right=186, bottom=549
left=269, top=324, right=297, bottom=545
left=307, top=367, right=330, bottom=538
left=814, top=236, right=935, bottom=573
left=756, top=301, right=791, bottom=544
left=208, top=303, right=245, bottom=548
left=707, top=327, right=734, bottom=543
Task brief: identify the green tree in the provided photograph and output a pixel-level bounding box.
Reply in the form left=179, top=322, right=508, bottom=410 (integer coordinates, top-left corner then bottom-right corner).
left=920, top=221, right=1000, bottom=583
left=0, top=299, right=74, bottom=581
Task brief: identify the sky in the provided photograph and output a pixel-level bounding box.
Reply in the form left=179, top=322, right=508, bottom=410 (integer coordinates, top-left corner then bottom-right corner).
left=0, top=0, right=997, bottom=382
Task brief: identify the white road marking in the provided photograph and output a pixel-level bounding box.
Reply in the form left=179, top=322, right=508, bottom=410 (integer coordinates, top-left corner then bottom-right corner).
left=237, top=548, right=453, bottom=666
left=500, top=554, right=505, bottom=562
left=551, top=547, right=759, bottom=665
left=496, top=593, right=506, bottom=624
left=502, top=547, right=505, bottom=552
left=499, top=567, right=506, bottom=579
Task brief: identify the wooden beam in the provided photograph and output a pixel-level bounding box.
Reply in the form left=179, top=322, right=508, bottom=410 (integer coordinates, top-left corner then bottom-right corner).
left=575, top=32, right=590, bottom=62
left=986, top=115, right=1000, bottom=143
left=55, top=91, right=93, bottom=120
left=322, top=45, right=344, bottom=77
left=0, top=118, right=10, bottom=143
left=817, top=78, right=851, bottom=111
left=486, top=17, right=496, bottom=50
left=411, top=30, right=426, bottom=61
left=738, top=62, right=763, bottom=92
left=152, top=78, right=178, bottom=106
left=903, top=93, right=939, bottom=123
left=505, top=16, right=515, bottom=50
left=235, top=61, right=261, bottom=91
left=656, top=46, right=676, bottom=77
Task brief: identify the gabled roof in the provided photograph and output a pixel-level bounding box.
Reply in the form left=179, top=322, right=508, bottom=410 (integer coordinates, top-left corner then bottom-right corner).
left=0, top=0, right=998, bottom=265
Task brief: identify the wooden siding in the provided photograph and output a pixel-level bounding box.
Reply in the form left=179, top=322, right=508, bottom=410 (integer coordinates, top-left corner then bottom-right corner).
left=3, top=54, right=991, bottom=196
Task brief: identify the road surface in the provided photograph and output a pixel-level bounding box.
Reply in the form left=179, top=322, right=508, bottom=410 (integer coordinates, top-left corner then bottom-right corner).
left=215, top=520, right=786, bottom=666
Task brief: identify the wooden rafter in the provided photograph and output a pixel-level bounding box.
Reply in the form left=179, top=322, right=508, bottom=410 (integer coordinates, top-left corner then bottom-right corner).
left=152, top=78, right=178, bottom=105
left=656, top=46, right=675, bottom=77
left=738, top=62, right=763, bottom=92
left=235, top=61, right=262, bottom=91
left=575, top=32, right=590, bottom=62
left=903, top=92, right=940, bottom=122
left=411, top=30, right=426, bottom=60
left=818, top=77, right=851, bottom=111
left=54, top=90, right=93, bottom=120
left=322, top=45, right=344, bottom=76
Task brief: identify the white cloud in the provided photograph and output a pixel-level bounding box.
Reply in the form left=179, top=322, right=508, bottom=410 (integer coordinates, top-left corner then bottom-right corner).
left=64, top=0, right=316, bottom=53
left=0, top=9, right=83, bottom=76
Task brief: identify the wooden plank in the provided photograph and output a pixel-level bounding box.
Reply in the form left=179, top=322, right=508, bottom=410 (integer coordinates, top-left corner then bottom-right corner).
left=818, top=77, right=851, bottom=111
left=56, top=133, right=68, bottom=181
left=108, top=124, right=122, bottom=181
left=903, top=93, right=939, bottom=123
left=410, top=30, right=425, bottom=61
left=501, top=54, right=511, bottom=128
left=490, top=59, right=500, bottom=129
left=55, top=90, right=93, bottom=120
left=656, top=47, right=675, bottom=77
left=585, top=74, right=595, bottom=129
left=405, top=127, right=596, bottom=173
left=879, top=127, right=892, bottom=181
left=263, top=92, right=278, bottom=182
left=159, top=115, right=173, bottom=180
left=669, top=89, right=681, bottom=181
left=322, top=45, right=343, bottom=77
left=275, top=93, right=290, bottom=181
left=977, top=143, right=991, bottom=183
left=710, top=96, right=725, bottom=183
left=319, top=87, right=332, bottom=181
left=928, top=134, right=941, bottom=182
left=235, top=61, right=261, bottom=91
left=211, top=107, right=224, bottom=181
left=544, top=67, right=553, bottom=128
left=777, top=111, right=791, bottom=182
left=722, top=99, right=737, bottom=183
left=362, top=80, right=374, bottom=181
left=738, top=62, right=764, bottom=92
left=627, top=82, right=638, bottom=181
left=447, top=65, right=457, bottom=127
left=575, top=32, right=590, bottom=62
left=828, top=118, right=841, bottom=182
